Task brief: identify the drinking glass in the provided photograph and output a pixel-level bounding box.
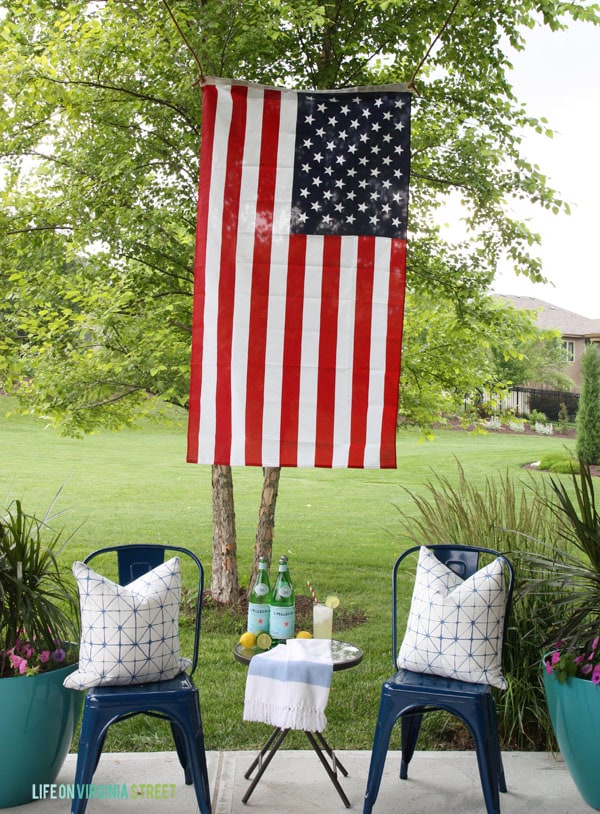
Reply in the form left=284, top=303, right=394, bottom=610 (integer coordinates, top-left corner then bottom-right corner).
left=313, top=604, right=333, bottom=639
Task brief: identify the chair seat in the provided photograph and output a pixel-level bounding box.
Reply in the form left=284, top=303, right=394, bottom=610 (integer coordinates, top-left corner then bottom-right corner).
left=386, top=668, right=492, bottom=696
left=86, top=672, right=195, bottom=700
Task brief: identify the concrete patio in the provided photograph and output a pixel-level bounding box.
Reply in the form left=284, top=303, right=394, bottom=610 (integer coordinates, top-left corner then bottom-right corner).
left=6, top=749, right=592, bottom=813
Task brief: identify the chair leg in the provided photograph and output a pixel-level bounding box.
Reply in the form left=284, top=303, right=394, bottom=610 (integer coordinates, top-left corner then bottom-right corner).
left=497, top=751, right=507, bottom=795
left=400, top=711, right=423, bottom=779
left=71, top=704, right=113, bottom=814
left=363, top=689, right=400, bottom=814
left=488, top=696, right=507, bottom=794
left=464, top=697, right=502, bottom=814
left=171, top=721, right=192, bottom=785
left=169, top=693, right=211, bottom=814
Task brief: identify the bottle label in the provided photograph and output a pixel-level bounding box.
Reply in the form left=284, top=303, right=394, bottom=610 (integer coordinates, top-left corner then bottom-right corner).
left=277, top=585, right=292, bottom=598
left=253, top=583, right=270, bottom=597
left=248, top=603, right=270, bottom=634
left=270, top=606, right=295, bottom=639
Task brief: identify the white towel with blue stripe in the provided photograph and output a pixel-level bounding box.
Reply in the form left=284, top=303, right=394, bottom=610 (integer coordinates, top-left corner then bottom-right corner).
left=243, top=638, right=333, bottom=732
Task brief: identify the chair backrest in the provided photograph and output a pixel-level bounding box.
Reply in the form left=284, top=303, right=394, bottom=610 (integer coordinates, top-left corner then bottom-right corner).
left=83, top=543, right=204, bottom=675
left=391, top=543, right=515, bottom=670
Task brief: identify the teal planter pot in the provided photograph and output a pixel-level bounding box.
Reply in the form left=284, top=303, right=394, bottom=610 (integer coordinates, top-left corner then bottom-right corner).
left=543, top=658, right=600, bottom=810
left=0, top=662, right=84, bottom=808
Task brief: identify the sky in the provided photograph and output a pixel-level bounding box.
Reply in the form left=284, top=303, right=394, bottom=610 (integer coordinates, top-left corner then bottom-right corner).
left=490, top=18, right=600, bottom=318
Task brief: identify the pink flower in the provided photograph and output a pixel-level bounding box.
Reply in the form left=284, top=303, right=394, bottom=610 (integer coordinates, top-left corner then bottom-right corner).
left=9, top=653, right=28, bottom=675
left=551, top=650, right=561, bottom=665
left=545, top=660, right=554, bottom=675
left=38, top=650, right=51, bottom=664
left=581, top=663, right=593, bottom=676
left=592, top=665, right=600, bottom=685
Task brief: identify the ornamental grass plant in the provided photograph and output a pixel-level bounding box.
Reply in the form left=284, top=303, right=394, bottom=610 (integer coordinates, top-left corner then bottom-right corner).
left=519, top=463, right=600, bottom=684
left=0, top=496, right=80, bottom=678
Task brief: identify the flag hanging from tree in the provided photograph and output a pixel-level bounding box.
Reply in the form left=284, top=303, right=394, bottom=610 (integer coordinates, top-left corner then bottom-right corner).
left=187, top=79, right=411, bottom=468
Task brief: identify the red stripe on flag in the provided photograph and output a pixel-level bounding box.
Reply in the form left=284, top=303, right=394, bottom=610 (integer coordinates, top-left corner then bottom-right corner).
left=315, top=237, right=342, bottom=467
left=279, top=234, right=307, bottom=467
left=379, top=238, right=407, bottom=467
left=187, top=84, right=218, bottom=463
left=214, top=85, right=248, bottom=464
left=348, top=236, right=376, bottom=468
left=245, top=90, right=282, bottom=465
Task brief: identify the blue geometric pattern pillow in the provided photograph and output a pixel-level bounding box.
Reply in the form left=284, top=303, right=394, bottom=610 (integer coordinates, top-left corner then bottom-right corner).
left=63, top=557, right=191, bottom=689
left=396, top=547, right=507, bottom=689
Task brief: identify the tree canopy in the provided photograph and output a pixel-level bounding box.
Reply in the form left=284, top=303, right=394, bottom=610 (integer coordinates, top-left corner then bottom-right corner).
left=1, top=0, right=597, bottom=433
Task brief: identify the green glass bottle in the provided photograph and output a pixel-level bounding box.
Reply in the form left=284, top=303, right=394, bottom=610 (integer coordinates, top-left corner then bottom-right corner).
left=247, top=557, right=272, bottom=635
left=269, top=555, right=295, bottom=642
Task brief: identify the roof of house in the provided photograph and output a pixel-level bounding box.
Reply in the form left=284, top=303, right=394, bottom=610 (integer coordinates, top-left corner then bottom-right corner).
left=494, top=294, right=600, bottom=337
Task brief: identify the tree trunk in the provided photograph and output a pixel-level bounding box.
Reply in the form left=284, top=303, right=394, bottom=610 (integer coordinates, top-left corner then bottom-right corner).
left=249, top=466, right=281, bottom=590
left=210, top=464, right=239, bottom=603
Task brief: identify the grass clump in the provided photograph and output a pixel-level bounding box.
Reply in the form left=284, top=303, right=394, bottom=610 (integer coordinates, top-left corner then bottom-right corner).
left=537, top=452, right=580, bottom=474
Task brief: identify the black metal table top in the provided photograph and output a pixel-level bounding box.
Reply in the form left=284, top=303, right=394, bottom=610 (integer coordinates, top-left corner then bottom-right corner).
left=233, top=639, right=363, bottom=671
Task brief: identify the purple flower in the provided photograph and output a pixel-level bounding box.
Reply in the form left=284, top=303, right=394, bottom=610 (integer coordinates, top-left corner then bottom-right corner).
left=581, top=663, right=593, bottom=676
left=52, top=648, right=66, bottom=663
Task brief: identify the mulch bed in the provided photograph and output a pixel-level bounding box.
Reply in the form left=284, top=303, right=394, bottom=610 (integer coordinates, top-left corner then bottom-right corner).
left=201, top=589, right=368, bottom=632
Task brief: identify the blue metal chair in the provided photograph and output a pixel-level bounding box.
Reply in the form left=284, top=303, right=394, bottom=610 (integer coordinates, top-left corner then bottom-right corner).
left=71, top=544, right=211, bottom=814
left=363, top=544, right=514, bottom=814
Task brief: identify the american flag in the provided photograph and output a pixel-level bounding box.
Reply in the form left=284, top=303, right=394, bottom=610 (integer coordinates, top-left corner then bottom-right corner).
left=187, top=79, right=411, bottom=468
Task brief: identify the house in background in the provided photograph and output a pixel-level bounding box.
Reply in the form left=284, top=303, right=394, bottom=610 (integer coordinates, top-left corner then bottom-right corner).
left=495, top=294, right=600, bottom=393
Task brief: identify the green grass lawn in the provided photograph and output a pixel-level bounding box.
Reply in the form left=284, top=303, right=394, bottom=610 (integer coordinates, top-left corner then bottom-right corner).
left=0, top=397, right=576, bottom=751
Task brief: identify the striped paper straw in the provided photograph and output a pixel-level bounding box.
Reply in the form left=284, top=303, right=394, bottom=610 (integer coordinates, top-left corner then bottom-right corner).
left=306, top=580, right=319, bottom=604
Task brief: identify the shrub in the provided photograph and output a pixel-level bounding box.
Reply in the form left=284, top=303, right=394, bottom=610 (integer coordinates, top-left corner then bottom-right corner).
left=558, top=401, right=570, bottom=431
left=538, top=453, right=580, bottom=474
left=508, top=419, right=525, bottom=432
left=576, top=344, right=600, bottom=465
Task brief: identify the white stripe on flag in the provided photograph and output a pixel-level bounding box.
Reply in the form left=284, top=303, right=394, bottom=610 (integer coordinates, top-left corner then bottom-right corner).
left=296, top=236, right=323, bottom=467
left=364, top=239, right=392, bottom=467
left=332, top=237, right=359, bottom=467
left=229, top=90, right=262, bottom=464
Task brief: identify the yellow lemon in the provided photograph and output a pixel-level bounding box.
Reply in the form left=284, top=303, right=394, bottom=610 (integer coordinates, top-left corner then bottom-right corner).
left=325, top=595, right=340, bottom=609
left=239, top=631, right=257, bottom=649
left=256, top=632, right=272, bottom=650
left=296, top=630, right=313, bottom=639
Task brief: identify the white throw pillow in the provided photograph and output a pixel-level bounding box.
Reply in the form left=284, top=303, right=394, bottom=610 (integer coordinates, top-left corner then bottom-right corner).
left=64, top=556, right=190, bottom=689
left=396, top=547, right=508, bottom=689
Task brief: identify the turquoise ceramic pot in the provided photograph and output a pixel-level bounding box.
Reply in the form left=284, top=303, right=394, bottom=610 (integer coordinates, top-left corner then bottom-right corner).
left=543, top=656, right=600, bottom=810
left=0, top=662, right=84, bottom=808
